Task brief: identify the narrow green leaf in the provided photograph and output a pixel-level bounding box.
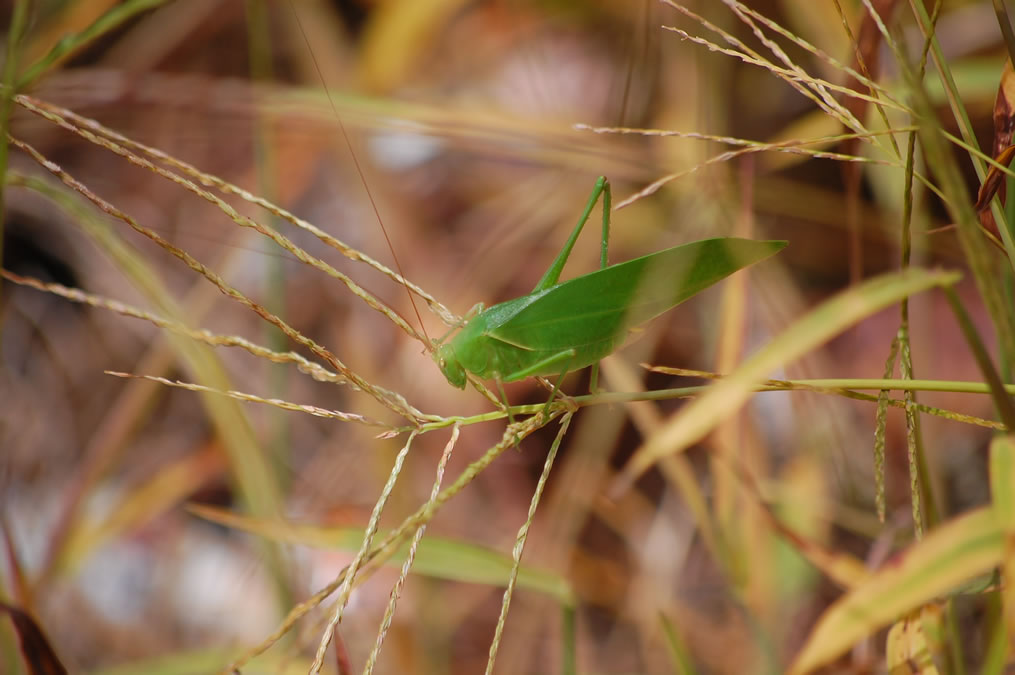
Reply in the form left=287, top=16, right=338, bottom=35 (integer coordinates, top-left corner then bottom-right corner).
left=992, top=436, right=1015, bottom=529
left=18, top=0, right=172, bottom=88
left=88, top=647, right=310, bottom=675
left=659, top=612, right=699, bottom=675
left=188, top=505, right=575, bottom=604
left=990, top=435, right=1015, bottom=650
left=875, top=338, right=901, bottom=523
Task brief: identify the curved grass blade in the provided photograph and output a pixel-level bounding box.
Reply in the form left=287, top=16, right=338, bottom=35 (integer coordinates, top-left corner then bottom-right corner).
left=615, top=267, right=963, bottom=493
left=788, top=506, right=1001, bottom=674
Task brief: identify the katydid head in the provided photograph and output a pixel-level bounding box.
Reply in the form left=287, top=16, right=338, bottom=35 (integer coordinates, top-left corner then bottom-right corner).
left=436, top=343, right=467, bottom=389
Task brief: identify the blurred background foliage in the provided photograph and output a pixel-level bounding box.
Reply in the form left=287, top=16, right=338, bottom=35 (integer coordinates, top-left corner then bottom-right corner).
left=0, top=0, right=1012, bottom=673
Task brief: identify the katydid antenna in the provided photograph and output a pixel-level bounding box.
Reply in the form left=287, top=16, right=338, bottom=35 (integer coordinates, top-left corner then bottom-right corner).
left=287, top=2, right=432, bottom=349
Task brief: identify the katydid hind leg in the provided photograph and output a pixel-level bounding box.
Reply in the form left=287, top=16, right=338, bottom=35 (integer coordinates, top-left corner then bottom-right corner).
left=588, top=178, right=612, bottom=393
left=599, top=176, right=612, bottom=270
left=531, top=176, right=610, bottom=293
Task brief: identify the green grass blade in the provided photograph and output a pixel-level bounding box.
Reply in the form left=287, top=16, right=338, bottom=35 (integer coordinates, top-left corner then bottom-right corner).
left=659, top=612, right=699, bottom=675
left=990, top=435, right=1015, bottom=650
left=89, top=647, right=313, bottom=675
left=187, top=505, right=575, bottom=604
left=17, top=0, right=172, bottom=89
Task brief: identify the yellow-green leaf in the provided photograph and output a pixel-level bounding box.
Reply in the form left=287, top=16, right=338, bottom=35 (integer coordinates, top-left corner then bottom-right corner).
left=188, top=504, right=574, bottom=604
left=618, top=268, right=962, bottom=490
left=789, top=508, right=1002, bottom=674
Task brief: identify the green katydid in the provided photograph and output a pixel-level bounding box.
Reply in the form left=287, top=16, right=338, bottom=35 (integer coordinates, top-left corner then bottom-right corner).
left=435, top=176, right=786, bottom=390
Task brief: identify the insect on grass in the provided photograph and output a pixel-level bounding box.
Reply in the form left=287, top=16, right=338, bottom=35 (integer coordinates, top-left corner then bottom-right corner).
left=434, top=176, right=787, bottom=394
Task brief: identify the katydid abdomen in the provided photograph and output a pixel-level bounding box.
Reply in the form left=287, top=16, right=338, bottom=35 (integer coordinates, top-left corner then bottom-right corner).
left=437, top=236, right=786, bottom=388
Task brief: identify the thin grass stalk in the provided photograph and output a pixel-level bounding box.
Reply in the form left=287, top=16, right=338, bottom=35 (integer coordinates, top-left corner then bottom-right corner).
left=311, top=431, right=419, bottom=673
left=22, top=92, right=456, bottom=326
left=896, top=11, right=941, bottom=536
left=3, top=174, right=287, bottom=505
left=830, top=0, right=903, bottom=159
left=659, top=612, right=698, bottom=675
left=14, top=93, right=457, bottom=329
left=905, top=0, right=983, bottom=175
left=579, top=125, right=911, bottom=146
left=7, top=149, right=294, bottom=612
left=988, top=436, right=1015, bottom=660
left=944, top=130, right=1015, bottom=186
left=722, top=0, right=865, bottom=132
left=9, top=134, right=424, bottom=422
left=874, top=337, right=900, bottom=523
left=981, top=590, right=1009, bottom=674
left=16, top=0, right=172, bottom=88
left=485, top=411, right=574, bottom=675
left=0, top=264, right=352, bottom=386
left=225, top=411, right=559, bottom=673
left=104, top=371, right=382, bottom=426
left=398, top=375, right=1007, bottom=436
left=991, top=0, right=1015, bottom=66
left=16, top=96, right=426, bottom=344
left=1005, top=189, right=1015, bottom=380
left=893, top=29, right=1015, bottom=374
left=661, top=1, right=864, bottom=135
left=362, top=424, right=460, bottom=675
left=736, top=0, right=908, bottom=115
left=611, top=129, right=913, bottom=209
left=942, top=288, right=1015, bottom=430
left=245, top=0, right=293, bottom=493
left=898, top=330, right=924, bottom=538
left=907, top=0, right=1015, bottom=271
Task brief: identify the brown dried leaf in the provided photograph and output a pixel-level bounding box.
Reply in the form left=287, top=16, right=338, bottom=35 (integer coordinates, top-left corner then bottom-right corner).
left=0, top=602, right=68, bottom=675
left=974, top=144, right=1015, bottom=213
left=991, top=60, right=1015, bottom=160
left=974, top=59, right=1015, bottom=237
